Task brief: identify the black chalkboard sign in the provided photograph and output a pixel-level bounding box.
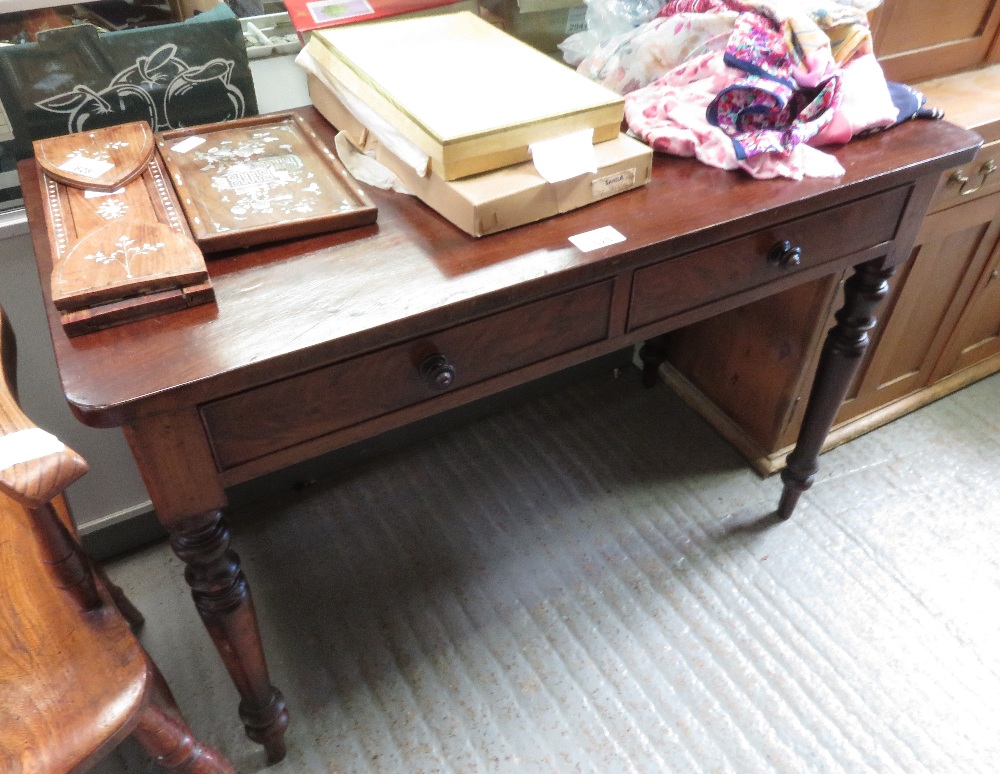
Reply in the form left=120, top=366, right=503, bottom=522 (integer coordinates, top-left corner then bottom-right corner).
left=0, top=4, right=258, bottom=169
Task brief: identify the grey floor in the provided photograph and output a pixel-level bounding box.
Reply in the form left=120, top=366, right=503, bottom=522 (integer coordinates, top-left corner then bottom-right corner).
left=93, top=367, right=1000, bottom=774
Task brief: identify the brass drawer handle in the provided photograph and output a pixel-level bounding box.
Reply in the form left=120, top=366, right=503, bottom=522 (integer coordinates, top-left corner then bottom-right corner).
left=767, top=240, right=802, bottom=268
left=949, top=158, right=998, bottom=196
left=419, top=353, right=456, bottom=390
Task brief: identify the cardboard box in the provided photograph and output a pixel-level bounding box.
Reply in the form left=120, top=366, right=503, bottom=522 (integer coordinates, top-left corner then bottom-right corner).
left=308, top=73, right=651, bottom=237
left=306, top=73, right=375, bottom=152
left=307, top=12, right=623, bottom=179
left=482, top=0, right=586, bottom=57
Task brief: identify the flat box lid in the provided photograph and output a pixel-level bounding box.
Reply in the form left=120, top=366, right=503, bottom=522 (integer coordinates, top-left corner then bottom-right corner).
left=310, top=12, right=623, bottom=147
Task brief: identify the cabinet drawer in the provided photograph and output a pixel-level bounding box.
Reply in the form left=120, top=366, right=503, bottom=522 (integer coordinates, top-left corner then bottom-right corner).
left=202, top=280, right=614, bottom=470
left=929, top=138, right=1000, bottom=212
left=628, top=185, right=910, bottom=332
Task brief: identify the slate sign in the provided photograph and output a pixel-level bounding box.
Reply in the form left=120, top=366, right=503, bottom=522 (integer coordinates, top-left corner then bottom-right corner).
left=0, top=4, right=258, bottom=172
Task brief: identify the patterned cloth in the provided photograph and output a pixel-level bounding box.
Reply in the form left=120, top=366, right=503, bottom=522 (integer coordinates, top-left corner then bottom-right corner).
left=576, top=11, right=738, bottom=94
left=706, top=11, right=841, bottom=158
left=728, top=0, right=873, bottom=83
left=659, top=0, right=729, bottom=14
left=603, top=0, right=899, bottom=179
left=624, top=50, right=846, bottom=179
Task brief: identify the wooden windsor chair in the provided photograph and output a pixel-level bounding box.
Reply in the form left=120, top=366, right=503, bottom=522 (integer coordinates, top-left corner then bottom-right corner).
left=0, top=304, right=236, bottom=774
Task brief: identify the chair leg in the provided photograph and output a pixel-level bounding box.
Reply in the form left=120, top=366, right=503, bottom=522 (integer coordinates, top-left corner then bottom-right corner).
left=91, top=561, right=146, bottom=631
left=131, top=663, right=236, bottom=773
left=131, top=703, right=236, bottom=774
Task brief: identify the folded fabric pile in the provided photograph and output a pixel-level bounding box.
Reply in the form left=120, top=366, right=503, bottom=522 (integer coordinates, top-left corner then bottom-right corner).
left=568, top=0, right=921, bottom=179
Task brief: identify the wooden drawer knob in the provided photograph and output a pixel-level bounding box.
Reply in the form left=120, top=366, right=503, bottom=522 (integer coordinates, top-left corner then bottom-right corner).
left=767, top=240, right=802, bottom=268
left=419, top=354, right=456, bottom=390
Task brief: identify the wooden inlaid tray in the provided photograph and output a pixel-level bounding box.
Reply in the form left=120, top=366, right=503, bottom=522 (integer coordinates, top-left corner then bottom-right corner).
left=155, top=110, right=378, bottom=252
left=37, top=128, right=214, bottom=337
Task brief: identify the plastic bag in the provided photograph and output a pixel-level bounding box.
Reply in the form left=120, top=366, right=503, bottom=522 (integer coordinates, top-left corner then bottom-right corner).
left=560, top=0, right=663, bottom=65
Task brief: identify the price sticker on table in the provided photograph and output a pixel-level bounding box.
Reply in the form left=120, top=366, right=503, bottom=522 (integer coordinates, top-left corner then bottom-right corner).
left=568, top=225, right=626, bottom=252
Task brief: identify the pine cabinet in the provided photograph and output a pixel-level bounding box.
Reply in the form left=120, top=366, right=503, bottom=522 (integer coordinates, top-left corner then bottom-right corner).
left=658, top=7, right=1000, bottom=474
left=870, top=0, right=1000, bottom=83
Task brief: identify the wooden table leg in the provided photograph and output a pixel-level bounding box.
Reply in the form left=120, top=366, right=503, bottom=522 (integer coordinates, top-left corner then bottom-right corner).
left=778, top=258, right=895, bottom=519
left=638, top=335, right=671, bottom=388
left=123, top=411, right=288, bottom=762
left=171, top=511, right=288, bottom=762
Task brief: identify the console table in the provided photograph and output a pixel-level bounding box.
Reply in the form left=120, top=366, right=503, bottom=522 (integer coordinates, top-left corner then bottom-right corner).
left=20, top=109, right=980, bottom=762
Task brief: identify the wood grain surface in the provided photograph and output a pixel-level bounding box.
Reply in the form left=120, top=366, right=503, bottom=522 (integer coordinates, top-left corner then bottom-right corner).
left=20, top=110, right=981, bottom=431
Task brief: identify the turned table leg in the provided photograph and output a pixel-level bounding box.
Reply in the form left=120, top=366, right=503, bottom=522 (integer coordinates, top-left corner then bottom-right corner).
left=778, top=259, right=895, bottom=519
left=124, top=410, right=289, bottom=761
left=170, top=511, right=289, bottom=763
left=639, top=335, right=671, bottom=388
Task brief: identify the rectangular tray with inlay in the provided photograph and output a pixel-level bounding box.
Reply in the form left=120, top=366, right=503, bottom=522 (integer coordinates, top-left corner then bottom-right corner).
left=156, top=110, right=378, bottom=252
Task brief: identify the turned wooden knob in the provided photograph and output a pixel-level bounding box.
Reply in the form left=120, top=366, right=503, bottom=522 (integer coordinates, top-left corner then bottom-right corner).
left=768, top=240, right=802, bottom=268
left=419, top=354, right=456, bottom=390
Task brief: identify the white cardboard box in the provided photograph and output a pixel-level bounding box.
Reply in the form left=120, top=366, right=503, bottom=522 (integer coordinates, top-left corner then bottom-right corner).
left=308, top=73, right=652, bottom=237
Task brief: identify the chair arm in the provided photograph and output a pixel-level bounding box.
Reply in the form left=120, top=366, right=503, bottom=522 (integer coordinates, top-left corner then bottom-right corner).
left=0, top=308, right=88, bottom=509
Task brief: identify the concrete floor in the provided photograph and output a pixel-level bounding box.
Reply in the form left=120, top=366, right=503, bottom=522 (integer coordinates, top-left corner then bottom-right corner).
left=92, top=368, right=1000, bottom=773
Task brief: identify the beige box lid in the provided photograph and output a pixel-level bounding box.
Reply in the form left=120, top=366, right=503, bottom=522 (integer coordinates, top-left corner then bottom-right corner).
left=308, top=12, right=623, bottom=179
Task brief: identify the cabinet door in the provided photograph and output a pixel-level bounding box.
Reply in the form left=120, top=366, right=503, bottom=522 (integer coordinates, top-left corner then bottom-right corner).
left=872, top=0, right=1000, bottom=82
left=933, top=231, right=1000, bottom=377
left=835, top=191, right=1000, bottom=423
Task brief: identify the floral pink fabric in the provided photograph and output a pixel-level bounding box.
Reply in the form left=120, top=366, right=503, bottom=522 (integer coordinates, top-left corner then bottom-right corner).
left=623, top=50, right=844, bottom=179
left=607, top=1, right=894, bottom=180
left=658, top=0, right=729, bottom=16
left=705, top=11, right=841, bottom=159
left=576, top=11, right=737, bottom=95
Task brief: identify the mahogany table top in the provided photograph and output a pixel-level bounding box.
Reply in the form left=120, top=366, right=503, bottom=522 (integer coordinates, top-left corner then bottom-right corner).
left=19, top=109, right=981, bottom=428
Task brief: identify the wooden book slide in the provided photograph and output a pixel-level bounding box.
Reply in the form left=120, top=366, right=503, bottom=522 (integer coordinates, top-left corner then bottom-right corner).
left=33, top=121, right=214, bottom=337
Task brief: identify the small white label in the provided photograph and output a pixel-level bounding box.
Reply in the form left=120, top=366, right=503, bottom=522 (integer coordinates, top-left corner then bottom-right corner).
left=592, top=168, right=637, bottom=199
left=308, top=0, right=374, bottom=23
left=84, top=187, right=126, bottom=199
left=0, top=428, right=66, bottom=471
left=59, top=156, right=114, bottom=178
left=569, top=225, right=626, bottom=252
left=530, top=128, right=597, bottom=184
left=171, top=136, right=207, bottom=154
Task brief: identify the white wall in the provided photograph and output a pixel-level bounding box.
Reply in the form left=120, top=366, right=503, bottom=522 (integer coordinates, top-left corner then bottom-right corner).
left=0, top=215, right=153, bottom=534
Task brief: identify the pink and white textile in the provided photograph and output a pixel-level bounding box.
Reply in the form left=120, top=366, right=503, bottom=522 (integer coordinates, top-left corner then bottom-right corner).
left=588, top=0, right=899, bottom=179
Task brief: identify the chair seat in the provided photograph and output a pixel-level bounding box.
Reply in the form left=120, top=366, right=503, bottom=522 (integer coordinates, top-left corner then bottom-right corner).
left=0, top=498, right=150, bottom=773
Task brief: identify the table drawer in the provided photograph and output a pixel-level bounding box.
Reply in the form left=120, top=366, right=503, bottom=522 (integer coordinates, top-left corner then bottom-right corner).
left=202, top=280, right=615, bottom=470
left=929, top=138, right=1000, bottom=213
left=627, top=185, right=911, bottom=332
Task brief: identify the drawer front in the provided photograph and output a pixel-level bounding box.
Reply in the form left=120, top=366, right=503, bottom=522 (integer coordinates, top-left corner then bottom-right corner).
left=930, top=138, right=1000, bottom=212
left=628, top=185, right=910, bottom=332
left=203, top=280, right=614, bottom=470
